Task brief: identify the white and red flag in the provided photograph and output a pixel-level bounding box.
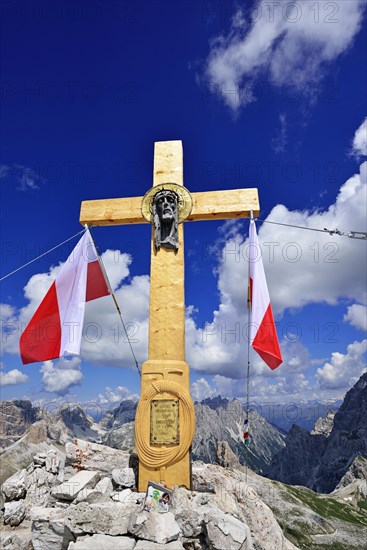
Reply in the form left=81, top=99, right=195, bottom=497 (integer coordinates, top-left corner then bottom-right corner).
left=249, top=218, right=282, bottom=370
left=20, top=229, right=109, bottom=365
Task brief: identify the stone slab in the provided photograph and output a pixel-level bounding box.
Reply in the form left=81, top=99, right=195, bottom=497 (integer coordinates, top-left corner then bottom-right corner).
left=31, top=507, right=74, bottom=550
left=1, top=468, right=27, bottom=500
left=134, top=542, right=185, bottom=550
left=4, top=499, right=26, bottom=526
left=51, top=470, right=99, bottom=501
left=66, top=501, right=136, bottom=536
left=129, top=510, right=180, bottom=544
left=68, top=534, right=136, bottom=549
left=65, top=439, right=129, bottom=473
left=112, top=467, right=135, bottom=488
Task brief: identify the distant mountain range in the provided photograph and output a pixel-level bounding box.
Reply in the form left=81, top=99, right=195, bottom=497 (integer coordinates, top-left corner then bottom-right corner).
left=267, top=372, right=367, bottom=493
left=0, top=395, right=284, bottom=483
left=1, top=374, right=365, bottom=495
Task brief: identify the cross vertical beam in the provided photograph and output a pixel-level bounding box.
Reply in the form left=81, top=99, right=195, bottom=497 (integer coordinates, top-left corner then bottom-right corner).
left=148, top=141, right=185, bottom=361
left=135, top=141, right=194, bottom=491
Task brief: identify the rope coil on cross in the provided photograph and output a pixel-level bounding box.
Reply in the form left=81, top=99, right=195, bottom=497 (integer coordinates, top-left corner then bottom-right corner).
left=134, top=379, right=195, bottom=468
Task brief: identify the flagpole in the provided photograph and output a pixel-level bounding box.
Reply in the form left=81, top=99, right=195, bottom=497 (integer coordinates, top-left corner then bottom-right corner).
left=86, top=226, right=141, bottom=377
left=245, top=211, right=254, bottom=483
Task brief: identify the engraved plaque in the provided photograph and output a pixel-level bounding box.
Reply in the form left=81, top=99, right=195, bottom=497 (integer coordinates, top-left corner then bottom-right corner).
left=150, top=399, right=179, bottom=445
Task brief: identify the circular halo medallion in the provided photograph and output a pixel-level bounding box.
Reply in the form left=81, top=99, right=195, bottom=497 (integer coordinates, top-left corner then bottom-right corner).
left=141, top=183, right=193, bottom=224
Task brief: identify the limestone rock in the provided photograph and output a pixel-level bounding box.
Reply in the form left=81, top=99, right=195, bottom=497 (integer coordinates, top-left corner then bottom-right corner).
left=206, top=510, right=251, bottom=550
left=112, top=467, right=135, bottom=488
left=170, top=486, right=214, bottom=538
left=336, top=455, right=367, bottom=488
left=111, top=488, right=135, bottom=503
left=95, top=476, right=113, bottom=495
left=51, top=470, right=99, bottom=501
left=134, top=542, right=185, bottom=550
left=33, top=453, right=47, bottom=467
left=0, top=528, right=33, bottom=549
left=73, top=489, right=110, bottom=504
left=66, top=501, right=135, bottom=536
left=46, top=450, right=61, bottom=473
left=65, top=476, right=112, bottom=504
left=128, top=510, right=180, bottom=544
left=31, top=506, right=74, bottom=550
left=192, top=463, right=297, bottom=550
left=311, top=410, right=335, bottom=436
left=72, top=488, right=95, bottom=503
left=24, top=456, right=63, bottom=513
left=1, top=468, right=27, bottom=500
left=65, top=439, right=129, bottom=473
left=68, top=534, right=136, bottom=549
left=4, top=499, right=26, bottom=526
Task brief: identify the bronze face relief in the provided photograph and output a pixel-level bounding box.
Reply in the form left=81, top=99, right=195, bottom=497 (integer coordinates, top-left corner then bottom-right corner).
left=153, top=190, right=179, bottom=251
left=141, top=182, right=193, bottom=252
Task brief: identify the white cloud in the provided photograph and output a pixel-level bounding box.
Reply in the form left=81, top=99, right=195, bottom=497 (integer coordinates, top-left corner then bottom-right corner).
left=191, top=378, right=215, bottom=401
left=0, top=164, right=42, bottom=190
left=185, top=157, right=366, bottom=401
left=352, top=117, right=367, bottom=157
left=202, top=161, right=366, bottom=318
left=40, top=357, right=83, bottom=395
left=344, top=304, right=367, bottom=332
left=317, top=339, right=367, bottom=389
left=97, top=385, right=139, bottom=406
left=0, top=368, right=29, bottom=386
left=204, top=0, right=366, bottom=110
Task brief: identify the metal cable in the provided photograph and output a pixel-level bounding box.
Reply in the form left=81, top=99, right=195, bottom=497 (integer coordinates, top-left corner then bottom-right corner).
left=0, top=229, right=87, bottom=282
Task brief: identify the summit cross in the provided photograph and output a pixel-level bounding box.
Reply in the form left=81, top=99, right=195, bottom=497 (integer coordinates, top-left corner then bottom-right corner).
left=80, top=140, right=260, bottom=491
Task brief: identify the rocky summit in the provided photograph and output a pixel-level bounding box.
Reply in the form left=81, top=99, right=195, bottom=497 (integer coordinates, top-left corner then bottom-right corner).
left=1, top=438, right=367, bottom=549
left=1, top=376, right=367, bottom=548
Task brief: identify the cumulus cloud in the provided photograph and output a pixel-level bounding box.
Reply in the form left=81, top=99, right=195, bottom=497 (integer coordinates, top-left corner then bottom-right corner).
left=204, top=0, right=366, bottom=110
left=352, top=117, right=367, bottom=157
left=344, top=304, right=367, bottom=332
left=97, top=385, right=139, bottom=406
left=185, top=156, right=366, bottom=401
left=0, top=368, right=29, bottom=386
left=40, top=357, right=83, bottom=395
left=317, top=339, right=367, bottom=389
left=191, top=377, right=215, bottom=401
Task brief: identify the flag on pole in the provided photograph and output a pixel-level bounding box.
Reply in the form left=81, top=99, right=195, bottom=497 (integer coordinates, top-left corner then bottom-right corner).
left=249, top=218, right=282, bottom=370
left=20, top=229, right=109, bottom=365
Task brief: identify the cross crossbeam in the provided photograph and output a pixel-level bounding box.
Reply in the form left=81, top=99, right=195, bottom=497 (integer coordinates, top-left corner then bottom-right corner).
left=80, top=188, right=259, bottom=226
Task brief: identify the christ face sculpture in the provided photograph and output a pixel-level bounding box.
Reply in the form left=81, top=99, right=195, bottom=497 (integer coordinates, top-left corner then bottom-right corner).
left=153, top=190, right=179, bottom=251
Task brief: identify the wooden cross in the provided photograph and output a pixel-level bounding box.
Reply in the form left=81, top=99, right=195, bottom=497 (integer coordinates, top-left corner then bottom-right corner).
left=80, top=140, right=259, bottom=491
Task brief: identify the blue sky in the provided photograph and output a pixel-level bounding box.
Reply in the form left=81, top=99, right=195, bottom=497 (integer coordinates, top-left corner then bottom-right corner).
left=1, top=0, right=366, bottom=414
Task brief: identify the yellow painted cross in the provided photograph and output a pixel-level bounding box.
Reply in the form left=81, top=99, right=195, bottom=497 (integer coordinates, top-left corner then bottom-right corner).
left=80, top=140, right=259, bottom=491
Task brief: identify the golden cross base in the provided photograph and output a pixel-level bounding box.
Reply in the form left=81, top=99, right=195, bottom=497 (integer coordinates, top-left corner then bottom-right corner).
left=135, top=359, right=194, bottom=491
